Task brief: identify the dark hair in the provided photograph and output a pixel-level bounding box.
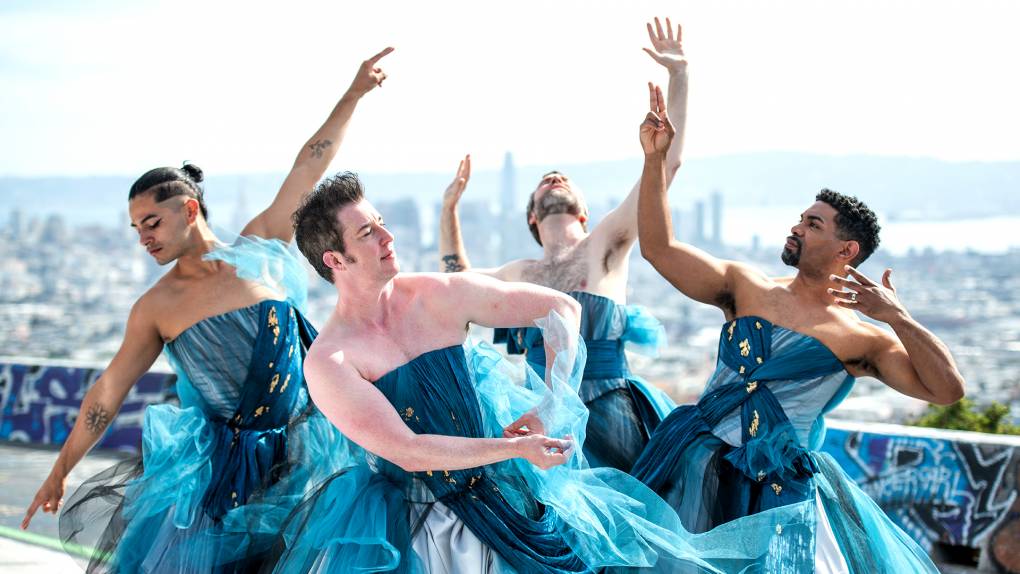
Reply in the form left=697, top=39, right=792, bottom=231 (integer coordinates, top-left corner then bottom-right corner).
left=293, top=172, right=365, bottom=282
left=815, top=188, right=881, bottom=265
left=128, top=164, right=209, bottom=220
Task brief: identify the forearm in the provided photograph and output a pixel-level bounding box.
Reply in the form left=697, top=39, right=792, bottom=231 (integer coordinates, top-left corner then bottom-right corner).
left=439, top=204, right=471, bottom=272
left=291, top=91, right=362, bottom=174
left=888, top=313, right=965, bottom=404
left=51, top=384, right=124, bottom=478
left=638, top=154, right=674, bottom=257
left=399, top=433, right=520, bottom=472
left=663, top=68, right=689, bottom=178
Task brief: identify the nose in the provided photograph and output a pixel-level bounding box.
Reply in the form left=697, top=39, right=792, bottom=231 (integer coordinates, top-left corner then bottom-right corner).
left=379, top=223, right=394, bottom=244
left=138, top=231, right=152, bottom=247
left=790, top=222, right=804, bottom=237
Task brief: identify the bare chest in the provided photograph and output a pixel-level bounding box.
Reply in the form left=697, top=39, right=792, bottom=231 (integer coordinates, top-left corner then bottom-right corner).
left=158, top=273, right=281, bottom=342
left=520, top=247, right=594, bottom=292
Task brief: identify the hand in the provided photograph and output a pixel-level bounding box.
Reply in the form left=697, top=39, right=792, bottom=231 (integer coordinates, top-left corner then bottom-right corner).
left=828, top=266, right=910, bottom=324
left=442, top=155, right=471, bottom=209
left=513, top=434, right=573, bottom=470
left=22, top=472, right=67, bottom=529
left=503, top=409, right=545, bottom=438
left=640, top=83, right=675, bottom=156
left=644, top=17, right=687, bottom=73
left=348, top=47, right=394, bottom=97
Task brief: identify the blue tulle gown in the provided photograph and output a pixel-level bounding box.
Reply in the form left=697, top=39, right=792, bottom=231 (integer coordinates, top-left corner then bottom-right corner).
left=59, top=237, right=354, bottom=573
left=630, top=316, right=940, bottom=573
left=495, top=291, right=676, bottom=471
left=269, top=312, right=747, bottom=573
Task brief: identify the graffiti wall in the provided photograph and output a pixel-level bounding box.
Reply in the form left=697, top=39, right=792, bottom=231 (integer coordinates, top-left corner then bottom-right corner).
left=823, top=421, right=1020, bottom=560
left=0, top=360, right=175, bottom=454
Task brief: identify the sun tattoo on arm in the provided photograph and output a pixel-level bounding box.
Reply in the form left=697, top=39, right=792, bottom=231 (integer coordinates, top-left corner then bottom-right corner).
left=84, top=403, right=111, bottom=434
left=442, top=254, right=465, bottom=273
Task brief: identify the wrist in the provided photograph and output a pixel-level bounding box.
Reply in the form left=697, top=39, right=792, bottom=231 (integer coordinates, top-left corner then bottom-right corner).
left=886, top=307, right=913, bottom=328
left=643, top=151, right=668, bottom=163
left=340, top=90, right=363, bottom=105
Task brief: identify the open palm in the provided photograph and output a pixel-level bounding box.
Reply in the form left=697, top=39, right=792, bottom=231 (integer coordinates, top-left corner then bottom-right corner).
left=644, top=17, right=687, bottom=73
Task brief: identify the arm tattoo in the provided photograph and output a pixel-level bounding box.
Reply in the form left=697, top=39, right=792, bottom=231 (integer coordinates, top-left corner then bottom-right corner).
left=84, top=403, right=111, bottom=434
left=308, top=139, right=333, bottom=159
left=442, top=254, right=466, bottom=273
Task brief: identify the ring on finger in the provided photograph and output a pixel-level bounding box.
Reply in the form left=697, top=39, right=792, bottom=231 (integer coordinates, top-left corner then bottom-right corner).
left=849, top=292, right=858, bottom=303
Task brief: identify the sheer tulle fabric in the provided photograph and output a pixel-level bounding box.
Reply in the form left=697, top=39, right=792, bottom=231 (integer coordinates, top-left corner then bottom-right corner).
left=629, top=316, right=940, bottom=573
left=59, top=236, right=355, bottom=573
left=493, top=291, right=676, bottom=471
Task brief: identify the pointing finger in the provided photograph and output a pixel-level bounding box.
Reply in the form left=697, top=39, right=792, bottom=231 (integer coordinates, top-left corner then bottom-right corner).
left=368, top=46, right=395, bottom=64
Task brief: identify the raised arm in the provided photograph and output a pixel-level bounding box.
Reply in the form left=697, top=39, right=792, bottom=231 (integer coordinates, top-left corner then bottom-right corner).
left=831, top=266, right=965, bottom=405
left=305, top=352, right=571, bottom=472
left=22, top=300, right=164, bottom=529
left=242, top=47, right=394, bottom=242
left=638, top=83, right=751, bottom=311
left=592, top=17, right=689, bottom=247
left=436, top=156, right=528, bottom=280
left=438, top=155, right=474, bottom=272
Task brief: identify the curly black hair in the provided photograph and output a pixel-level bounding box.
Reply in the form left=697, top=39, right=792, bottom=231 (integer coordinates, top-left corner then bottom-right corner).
left=293, top=172, right=365, bottom=283
left=815, top=188, right=881, bottom=265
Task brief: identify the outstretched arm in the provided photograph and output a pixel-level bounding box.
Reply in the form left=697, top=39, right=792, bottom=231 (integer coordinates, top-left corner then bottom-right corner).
left=23, top=300, right=163, bottom=529
left=593, top=17, right=689, bottom=248
left=305, top=354, right=571, bottom=472
left=438, top=155, right=474, bottom=272
left=831, top=266, right=965, bottom=405
left=638, top=83, right=750, bottom=311
left=242, top=47, right=394, bottom=242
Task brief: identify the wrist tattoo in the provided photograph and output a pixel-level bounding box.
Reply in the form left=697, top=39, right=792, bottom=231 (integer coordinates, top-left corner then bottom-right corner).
left=442, top=254, right=465, bottom=273
left=308, top=139, right=333, bottom=159
left=84, top=403, right=111, bottom=434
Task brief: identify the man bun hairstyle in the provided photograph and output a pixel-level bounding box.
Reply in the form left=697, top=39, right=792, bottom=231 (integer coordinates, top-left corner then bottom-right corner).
left=293, top=171, right=366, bottom=283
left=128, top=163, right=209, bottom=220
left=815, top=188, right=881, bottom=265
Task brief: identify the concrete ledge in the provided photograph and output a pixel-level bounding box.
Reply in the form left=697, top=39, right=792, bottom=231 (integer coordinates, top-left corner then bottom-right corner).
left=823, top=419, right=1020, bottom=572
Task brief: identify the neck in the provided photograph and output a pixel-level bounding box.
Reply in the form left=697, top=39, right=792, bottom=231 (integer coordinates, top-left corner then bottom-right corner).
left=173, top=221, right=222, bottom=277
left=334, top=274, right=395, bottom=328
left=538, top=215, right=587, bottom=258
left=788, top=264, right=843, bottom=306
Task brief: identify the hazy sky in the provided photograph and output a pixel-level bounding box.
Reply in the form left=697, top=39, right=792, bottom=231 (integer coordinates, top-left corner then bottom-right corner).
left=1, top=0, right=1018, bottom=177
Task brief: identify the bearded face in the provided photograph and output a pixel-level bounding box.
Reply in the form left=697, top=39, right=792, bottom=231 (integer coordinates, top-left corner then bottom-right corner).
left=534, top=186, right=585, bottom=223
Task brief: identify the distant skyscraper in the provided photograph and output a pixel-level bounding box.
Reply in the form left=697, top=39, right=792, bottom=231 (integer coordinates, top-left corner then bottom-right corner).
left=8, top=208, right=23, bottom=238
left=694, top=200, right=706, bottom=245
left=711, top=189, right=723, bottom=246
left=500, top=152, right=516, bottom=217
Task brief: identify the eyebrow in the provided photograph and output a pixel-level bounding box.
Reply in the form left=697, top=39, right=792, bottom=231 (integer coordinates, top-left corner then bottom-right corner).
left=804, top=214, right=825, bottom=224
left=130, top=214, right=158, bottom=228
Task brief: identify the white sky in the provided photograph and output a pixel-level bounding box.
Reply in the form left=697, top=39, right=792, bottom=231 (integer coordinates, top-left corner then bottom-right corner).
left=1, top=0, right=1018, bottom=177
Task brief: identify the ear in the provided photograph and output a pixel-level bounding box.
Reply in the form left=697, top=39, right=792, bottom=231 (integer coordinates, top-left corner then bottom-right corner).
left=527, top=211, right=537, bottom=226
left=838, top=240, right=860, bottom=264
left=322, top=251, right=347, bottom=274
left=183, top=198, right=200, bottom=223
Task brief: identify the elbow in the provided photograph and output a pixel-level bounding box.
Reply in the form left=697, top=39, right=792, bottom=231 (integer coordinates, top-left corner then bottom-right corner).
left=639, top=240, right=667, bottom=265
left=930, top=377, right=966, bottom=406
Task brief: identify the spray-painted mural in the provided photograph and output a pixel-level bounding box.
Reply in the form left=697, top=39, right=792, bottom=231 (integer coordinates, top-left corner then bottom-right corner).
left=823, top=426, right=1019, bottom=555
left=0, top=361, right=175, bottom=453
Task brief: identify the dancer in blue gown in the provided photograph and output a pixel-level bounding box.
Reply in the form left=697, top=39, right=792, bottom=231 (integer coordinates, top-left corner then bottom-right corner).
left=631, top=81, right=966, bottom=572
left=21, top=48, right=395, bottom=572
left=436, top=17, right=687, bottom=472
left=272, top=173, right=739, bottom=573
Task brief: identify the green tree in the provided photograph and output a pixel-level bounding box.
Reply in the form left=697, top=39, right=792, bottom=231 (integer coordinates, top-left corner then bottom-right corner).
left=911, top=398, right=1020, bottom=435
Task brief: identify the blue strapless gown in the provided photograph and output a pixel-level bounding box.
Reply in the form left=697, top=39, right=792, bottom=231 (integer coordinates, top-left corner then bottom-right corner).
left=270, top=313, right=745, bottom=573
left=630, top=316, right=940, bottom=573
left=59, top=236, right=355, bottom=573
left=495, top=291, right=676, bottom=471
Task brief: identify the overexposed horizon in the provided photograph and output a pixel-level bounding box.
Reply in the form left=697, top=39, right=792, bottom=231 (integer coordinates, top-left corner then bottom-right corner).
left=2, top=0, right=1019, bottom=178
